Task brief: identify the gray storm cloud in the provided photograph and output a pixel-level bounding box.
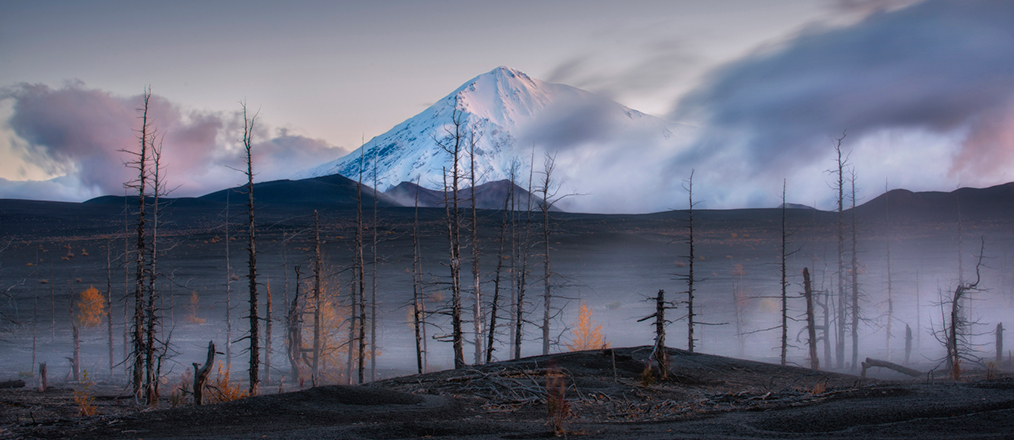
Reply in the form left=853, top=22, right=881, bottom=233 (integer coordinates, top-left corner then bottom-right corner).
left=1, top=83, right=346, bottom=201
left=670, top=0, right=1014, bottom=206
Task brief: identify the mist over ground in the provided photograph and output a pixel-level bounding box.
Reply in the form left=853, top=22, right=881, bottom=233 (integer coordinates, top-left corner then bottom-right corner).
left=1, top=186, right=1011, bottom=387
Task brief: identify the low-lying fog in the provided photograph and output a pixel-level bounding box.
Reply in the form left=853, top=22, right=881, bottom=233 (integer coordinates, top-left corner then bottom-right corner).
left=1, top=205, right=1012, bottom=388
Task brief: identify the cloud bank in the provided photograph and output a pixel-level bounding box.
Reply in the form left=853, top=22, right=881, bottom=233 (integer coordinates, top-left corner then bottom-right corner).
left=0, top=83, right=347, bottom=201
left=670, top=0, right=1014, bottom=208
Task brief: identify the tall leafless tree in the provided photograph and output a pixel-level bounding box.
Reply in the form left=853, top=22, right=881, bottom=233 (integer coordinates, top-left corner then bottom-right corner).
left=123, top=87, right=151, bottom=400
left=436, top=98, right=466, bottom=368
left=469, top=129, right=484, bottom=364
left=312, top=211, right=322, bottom=382
left=241, top=102, right=260, bottom=395
left=849, top=168, right=860, bottom=371
left=780, top=180, right=789, bottom=366
left=224, top=189, right=233, bottom=369
left=682, top=170, right=698, bottom=353
left=355, top=150, right=367, bottom=382
left=538, top=154, right=558, bottom=356
left=831, top=132, right=847, bottom=369
left=411, top=178, right=427, bottom=374
left=487, top=162, right=518, bottom=363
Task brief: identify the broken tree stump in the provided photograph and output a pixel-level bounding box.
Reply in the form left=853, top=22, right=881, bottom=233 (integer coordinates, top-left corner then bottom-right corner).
left=39, top=362, right=47, bottom=392
left=904, top=324, right=912, bottom=366
left=860, top=357, right=922, bottom=379
left=192, top=341, right=215, bottom=405
left=997, top=323, right=1004, bottom=366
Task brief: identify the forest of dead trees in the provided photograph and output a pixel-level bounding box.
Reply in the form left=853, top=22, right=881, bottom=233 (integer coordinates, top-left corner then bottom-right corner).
left=0, top=94, right=1011, bottom=408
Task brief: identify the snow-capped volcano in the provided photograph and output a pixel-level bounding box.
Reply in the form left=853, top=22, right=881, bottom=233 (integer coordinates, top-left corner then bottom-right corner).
left=300, top=66, right=676, bottom=195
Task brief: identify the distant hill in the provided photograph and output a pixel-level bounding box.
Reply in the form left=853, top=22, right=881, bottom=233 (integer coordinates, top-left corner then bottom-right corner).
left=84, top=174, right=398, bottom=210
left=385, top=179, right=560, bottom=211
left=856, top=182, right=1014, bottom=218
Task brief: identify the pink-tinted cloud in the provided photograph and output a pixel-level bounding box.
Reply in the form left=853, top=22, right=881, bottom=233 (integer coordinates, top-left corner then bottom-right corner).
left=1, top=83, right=347, bottom=201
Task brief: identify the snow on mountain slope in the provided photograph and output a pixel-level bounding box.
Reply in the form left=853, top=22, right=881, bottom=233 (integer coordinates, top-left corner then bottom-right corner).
left=299, top=66, right=679, bottom=201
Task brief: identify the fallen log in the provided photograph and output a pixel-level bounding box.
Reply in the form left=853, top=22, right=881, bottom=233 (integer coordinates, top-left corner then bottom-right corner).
left=860, top=357, right=922, bottom=379
left=0, top=379, right=25, bottom=389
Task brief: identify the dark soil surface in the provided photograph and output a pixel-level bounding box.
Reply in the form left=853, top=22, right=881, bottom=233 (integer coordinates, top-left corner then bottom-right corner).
left=4, top=347, right=1014, bottom=439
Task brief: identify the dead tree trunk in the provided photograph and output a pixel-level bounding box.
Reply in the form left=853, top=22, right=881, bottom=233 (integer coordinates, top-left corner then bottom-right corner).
left=885, top=181, right=894, bottom=361
left=436, top=99, right=466, bottom=369
left=947, top=239, right=984, bottom=373
left=412, top=180, right=426, bottom=374
left=466, top=134, right=484, bottom=365
left=288, top=266, right=302, bottom=384
left=540, top=154, right=557, bottom=356
left=683, top=171, right=697, bottom=353
left=145, top=138, right=166, bottom=405
left=513, top=153, right=536, bottom=360
left=356, top=154, right=367, bottom=383
left=193, top=341, right=215, bottom=406
left=371, top=154, right=379, bottom=381
left=265, top=277, right=272, bottom=386
left=638, top=290, right=670, bottom=377
left=106, top=242, right=114, bottom=378
left=242, top=102, right=260, bottom=395
left=860, top=357, right=921, bottom=379
left=997, top=323, right=1004, bottom=366
left=486, top=170, right=515, bottom=363
left=850, top=170, right=860, bottom=371
left=803, top=268, right=819, bottom=370
left=834, top=133, right=847, bottom=369
left=39, top=362, right=47, bottom=392
left=128, top=88, right=151, bottom=399
left=224, top=191, right=232, bottom=369
left=780, top=180, right=788, bottom=366
left=905, top=324, right=912, bottom=366
left=70, top=287, right=80, bottom=382
left=312, top=211, right=322, bottom=382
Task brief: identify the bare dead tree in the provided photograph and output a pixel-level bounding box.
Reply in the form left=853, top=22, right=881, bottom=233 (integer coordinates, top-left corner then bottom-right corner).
left=122, top=87, right=152, bottom=399
left=638, top=290, right=674, bottom=375
left=993, top=322, right=1001, bottom=367
left=106, top=241, right=114, bottom=378
left=371, top=150, right=379, bottom=381
left=513, top=150, right=536, bottom=360
left=943, top=238, right=985, bottom=374
left=435, top=98, right=466, bottom=369
left=802, top=268, right=819, bottom=370
left=830, top=132, right=848, bottom=369
left=487, top=162, right=517, bottom=363
left=780, top=179, right=789, bottom=366
left=311, top=211, right=322, bottom=383
left=265, top=276, right=272, bottom=386
left=288, top=265, right=303, bottom=384
left=681, top=170, right=698, bottom=353
left=539, top=154, right=558, bottom=356
left=411, top=178, right=426, bottom=374
left=144, top=135, right=168, bottom=404
left=469, top=128, right=484, bottom=365
left=905, top=324, right=913, bottom=366
left=885, top=180, right=894, bottom=361
left=224, top=189, right=234, bottom=369
left=241, top=102, right=260, bottom=395
left=849, top=168, right=860, bottom=371
left=70, top=287, right=80, bottom=382
left=355, top=151, right=367, bottom=382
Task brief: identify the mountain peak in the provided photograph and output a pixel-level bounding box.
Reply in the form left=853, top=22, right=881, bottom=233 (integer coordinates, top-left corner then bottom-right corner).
left=299, top=67, right=672, bottom=193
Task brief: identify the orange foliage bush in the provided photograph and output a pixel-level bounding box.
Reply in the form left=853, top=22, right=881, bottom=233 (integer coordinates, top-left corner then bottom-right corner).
left=75, top=286, right=106, bottom=328
left=565, top=302, right=607, bottom=351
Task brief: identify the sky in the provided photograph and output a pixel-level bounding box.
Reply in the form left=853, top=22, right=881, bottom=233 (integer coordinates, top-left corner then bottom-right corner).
left=2, top=0, right=1012, bottom=211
